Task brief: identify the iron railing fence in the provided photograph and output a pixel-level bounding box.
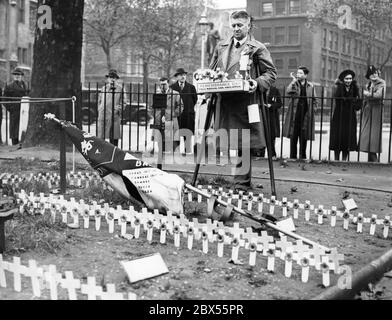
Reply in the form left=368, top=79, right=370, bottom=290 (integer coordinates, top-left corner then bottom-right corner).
left=1, top=83, right=391, bottom=164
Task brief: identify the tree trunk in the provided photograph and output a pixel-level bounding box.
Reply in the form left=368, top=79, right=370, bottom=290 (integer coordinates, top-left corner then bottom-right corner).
left=24, top=0, right=84, bottom=147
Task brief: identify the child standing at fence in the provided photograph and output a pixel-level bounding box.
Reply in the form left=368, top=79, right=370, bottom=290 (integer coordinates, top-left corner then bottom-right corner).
left=359, top=65, right=386, bottom=163
left=330, top=69, right=361, bottom=161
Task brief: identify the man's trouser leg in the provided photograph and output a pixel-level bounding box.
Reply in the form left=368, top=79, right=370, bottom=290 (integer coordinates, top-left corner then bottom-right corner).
left=234, top=135, right=252, bottom=187
left=299, top=134, right=308, bottom=159
left=290, top=125, right=300, bottom=159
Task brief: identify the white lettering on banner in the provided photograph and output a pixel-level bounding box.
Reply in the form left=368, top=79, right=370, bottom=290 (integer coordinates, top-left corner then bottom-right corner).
left=196, top=79, right=246, bottom=93
left=83, top=132, right=94, bottom=139
left=81, top=140, right=94, bottom=155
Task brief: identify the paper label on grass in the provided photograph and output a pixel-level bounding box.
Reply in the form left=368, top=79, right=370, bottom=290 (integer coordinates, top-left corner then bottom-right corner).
left=121, top=253, right=169, bottom=283
left=342, top=198, right=357, bottom=211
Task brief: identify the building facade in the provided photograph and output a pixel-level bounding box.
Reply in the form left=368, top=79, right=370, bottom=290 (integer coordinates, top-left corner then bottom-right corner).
left=0, top=0, right=37, bottom=86
left=248, top=0, right=392, bottom=95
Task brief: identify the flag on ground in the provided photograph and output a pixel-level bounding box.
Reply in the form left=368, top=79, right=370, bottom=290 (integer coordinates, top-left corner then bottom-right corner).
left=45, top=114, right=185, bottom=215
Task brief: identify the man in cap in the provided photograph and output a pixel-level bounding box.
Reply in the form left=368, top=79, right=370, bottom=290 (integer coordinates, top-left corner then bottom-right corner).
left=3, top=68, right=28, bottom=147
left=97, top=69, right=126, bottom=147
left=171, top=68, right=198, bottom=154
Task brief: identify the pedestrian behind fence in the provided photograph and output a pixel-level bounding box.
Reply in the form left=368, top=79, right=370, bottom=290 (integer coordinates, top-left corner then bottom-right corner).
left=171, top=68, right=198, bottom=155
left=329, top=69, right=361, bottom=161
left=151, top=77, right=183, bottom=154
left=97, top=69, right=126, bottom=147
left=3, top=68, right=28, bottom=148
left=283, top=66, right=318, bottom=160
left=359, top=65, right=386, bottom=163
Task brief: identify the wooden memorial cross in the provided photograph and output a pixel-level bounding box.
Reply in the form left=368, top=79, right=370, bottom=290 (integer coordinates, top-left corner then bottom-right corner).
left=276, top=236, right=292, bottom=259
left=61, top=271, right=81, bottom=300
left=258, top=231, right=273, bottom=256
left=310, top=245, right=326, bottom=270
left=43, top=265, right=61, bottom=300
left=12, top=256, right=28, bottom=292
left=81, top=276, right=103, bottom=300
left=328, top=247, right=344, bottom=274
left=26, top=260, right=44, bottom=297
left=0, top=254, right=7, bottom=287
left=101, top=283, right=124, bottom=300
left=293, top=240, right=309, bottom=262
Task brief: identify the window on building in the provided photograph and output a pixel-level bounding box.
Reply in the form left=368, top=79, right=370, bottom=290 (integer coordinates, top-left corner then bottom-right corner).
left=329, top=31, right=333, bottom=50
left=275, top=0, right=286, bottom=15
left=321, top=56, right=326, bottom=78
left=261, top=27, right=272, bottom=44
left=275, top=27, right=286, bottom=45
left=341, top=35, right=346, bottom=53
left=346, top=37, right=351, bottom=54
left=288, top=26, right=299, bottom=45
left=288, top=57, right=298, bottom=70
left=358, top=40, right=363, bottom=57
left=333, top=60, right=338, bottom=79
left=334, top=32, right=339, bottom=51
left=322, top=29, right=327, bottom=48
left=328, top=58, right=332, bottom=79
left=289, top=0, right=300, bottom=14
left=275, top=58, right=284, bottom=70
left=19, top=0, right=25, bottom=24
left=262, top=2, right=273, bottom=16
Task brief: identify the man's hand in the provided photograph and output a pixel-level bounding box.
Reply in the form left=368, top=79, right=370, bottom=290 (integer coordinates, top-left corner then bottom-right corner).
left=363, top=90, right=371, bottom=97
left=290, top=72, right=297, bottom=81
left=248, top=79, right=258, bottom=93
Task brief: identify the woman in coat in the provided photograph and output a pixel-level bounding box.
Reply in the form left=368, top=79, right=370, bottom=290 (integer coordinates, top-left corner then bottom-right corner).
left=329, top=69, right=361, bottom=161
left=359, top=65, right=386, bottom=162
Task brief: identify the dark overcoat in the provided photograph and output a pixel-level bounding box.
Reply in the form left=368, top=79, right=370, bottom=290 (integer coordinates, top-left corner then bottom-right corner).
left=282, top=79, right=318, bottom=141
left=171, top=81, right=197, bottom=133
left=330, top=79, right=361, bottom=152
left=209, top=36, right=277, bottom=149
left=266, top=86, right=283, bottom=139
left=3, top=80, right=28, bottom=140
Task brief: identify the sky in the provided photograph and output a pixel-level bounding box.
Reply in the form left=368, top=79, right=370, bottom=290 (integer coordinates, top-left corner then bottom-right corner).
left=213, top=0, right=246, bottom=9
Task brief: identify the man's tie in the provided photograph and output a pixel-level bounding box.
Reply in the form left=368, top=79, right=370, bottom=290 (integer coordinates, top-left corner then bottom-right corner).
left=180, top=83, right=184, bottom=91
left=235, top=41, right=241, bottom=49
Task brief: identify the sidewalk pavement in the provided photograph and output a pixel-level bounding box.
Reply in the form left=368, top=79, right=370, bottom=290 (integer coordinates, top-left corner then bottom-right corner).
left=1, top=145, right=391, bottom=193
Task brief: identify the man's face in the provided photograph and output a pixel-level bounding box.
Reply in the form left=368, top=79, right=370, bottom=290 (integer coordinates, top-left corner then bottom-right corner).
left=177, top=73, right=186, bottom=83
left=107, top=77, right=117, bottom=85
left=13, top=75, right=22, bottom=82
left=296, top=69, right=307, bottom=80
left=230, top=17, right=250, bottom=40
left=159, top=80, right=168, bottom=92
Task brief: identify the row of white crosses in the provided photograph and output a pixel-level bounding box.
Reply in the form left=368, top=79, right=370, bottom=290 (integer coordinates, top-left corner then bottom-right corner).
left=1, top=171, right=105, bottom=192
left=2, top=172, right=390, bottom=240
left=190, top=185, right=391, bottom=240
left=14, top=190, right=345, bottom=287
left=0, top=255, right=137, bottom=300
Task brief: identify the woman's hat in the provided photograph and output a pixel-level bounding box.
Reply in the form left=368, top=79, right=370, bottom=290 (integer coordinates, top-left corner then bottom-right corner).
left=174, top=68, right=188, bottom=77
left=105, top=69, right=120, bottom=79
left=365, top=65, right=380, bottom=79
left=338, top=69, right=355, bottom=81
left=12, top=68, right=24, bottom=76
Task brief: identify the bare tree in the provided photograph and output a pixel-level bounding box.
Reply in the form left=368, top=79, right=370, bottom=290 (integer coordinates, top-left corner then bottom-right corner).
left=84, top=0, right=133, bottom=70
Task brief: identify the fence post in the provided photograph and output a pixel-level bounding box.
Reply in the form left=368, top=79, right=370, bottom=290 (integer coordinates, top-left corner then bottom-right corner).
left=59, top=102, right=67, bottom=195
